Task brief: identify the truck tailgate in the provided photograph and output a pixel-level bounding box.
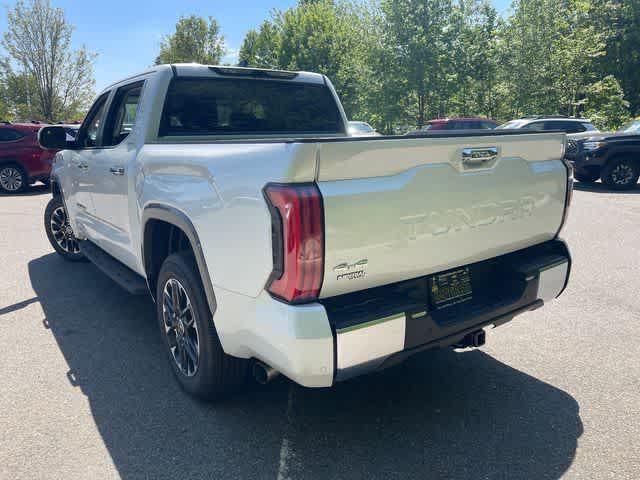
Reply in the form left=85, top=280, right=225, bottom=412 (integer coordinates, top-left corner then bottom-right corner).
left=316, top=133, right=568, bottom=298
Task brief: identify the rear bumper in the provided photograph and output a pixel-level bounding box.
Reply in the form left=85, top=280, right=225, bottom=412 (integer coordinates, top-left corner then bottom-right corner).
left=214, top=240, right=570, bottom=387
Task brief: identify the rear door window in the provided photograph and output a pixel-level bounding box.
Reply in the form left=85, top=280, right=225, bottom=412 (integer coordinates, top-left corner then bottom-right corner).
left=522, top=122, right=545, bottom=131
left=159, top=77, right=343, bottom=137
left=0, top=128, right=25, bottom=142
left=543, top=121, right=585, bottom=133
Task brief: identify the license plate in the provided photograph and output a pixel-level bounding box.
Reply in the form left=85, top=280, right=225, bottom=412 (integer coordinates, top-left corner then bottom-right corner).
left=430, top=267, right=473, bottom=309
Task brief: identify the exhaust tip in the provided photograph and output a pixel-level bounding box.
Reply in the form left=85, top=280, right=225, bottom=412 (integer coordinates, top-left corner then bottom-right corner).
left=252, top=361, right=279, bottom=385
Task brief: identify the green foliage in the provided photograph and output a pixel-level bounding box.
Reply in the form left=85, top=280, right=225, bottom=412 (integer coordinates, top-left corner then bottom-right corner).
left=156, top=15, right=225, bottom=65
left=580, top=75, right=630, bottom=130
left=236, top=0, right=638, bottom=132
left=588, top=0, right=640, bottom=116
left=159, top=0, right=638, bottom=132
left=239, top=1, right=369, bottom=119
left=1, top=0, right=96, bottom=122
left=238, top=19, right=282, bottom=69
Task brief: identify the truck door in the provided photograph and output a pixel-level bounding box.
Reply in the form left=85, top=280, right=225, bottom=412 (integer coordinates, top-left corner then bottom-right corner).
left=84, top=80, right=145, bottom=269
left=65, top=92, right=110, bottom=234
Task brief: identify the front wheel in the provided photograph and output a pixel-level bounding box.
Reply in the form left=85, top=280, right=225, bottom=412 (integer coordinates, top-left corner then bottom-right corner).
left=601, top=158, right=639, bottom=190
left=156, top=251, right=248, bottom=399
left=44, top=197, right=86, bottom=261
left=0, top=164, right=27, bottom=193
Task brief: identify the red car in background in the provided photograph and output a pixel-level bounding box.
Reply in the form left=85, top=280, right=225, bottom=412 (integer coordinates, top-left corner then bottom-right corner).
left=0, top=122, right=57, bottom=193
left=420, top=117, right=499, bottom=131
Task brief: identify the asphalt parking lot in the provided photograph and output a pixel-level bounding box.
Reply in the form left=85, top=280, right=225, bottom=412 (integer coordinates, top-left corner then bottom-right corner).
left=1, top=183, right=639, bottom=480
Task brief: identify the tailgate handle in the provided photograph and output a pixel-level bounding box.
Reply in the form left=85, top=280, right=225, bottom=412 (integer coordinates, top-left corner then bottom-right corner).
left=462, top=147, right=498, bottom=164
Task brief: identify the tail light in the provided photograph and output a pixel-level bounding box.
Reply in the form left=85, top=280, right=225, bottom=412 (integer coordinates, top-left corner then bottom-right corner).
left=264, top=183, right=324, bottom=304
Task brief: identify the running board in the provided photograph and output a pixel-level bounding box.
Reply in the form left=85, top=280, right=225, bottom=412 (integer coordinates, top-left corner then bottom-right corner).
left=79, top=240, right=148, bottom=295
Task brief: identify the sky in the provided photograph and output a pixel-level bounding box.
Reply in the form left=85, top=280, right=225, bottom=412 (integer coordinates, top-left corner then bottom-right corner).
left=0, top=0, right=511, bottom=93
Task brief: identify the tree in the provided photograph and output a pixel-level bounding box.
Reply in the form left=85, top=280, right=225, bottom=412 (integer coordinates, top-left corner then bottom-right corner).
left=2, top=0, right=95, bottom=122
left=238, top=1, right=372, bottom=120
left=156, top=15, right=225, bottom=65
left=238, top=19, right=282, bottom=68
left=381, top=0, right=455, bottom=127
left=588, top=0, right=640, bottom=116
left=580, top=75, right=630, bottom=130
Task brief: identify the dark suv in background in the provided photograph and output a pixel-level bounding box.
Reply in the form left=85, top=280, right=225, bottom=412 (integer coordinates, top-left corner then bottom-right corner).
left=0, top=122, right=60, bottom=193
left=565, top=120, right=640, bottom=189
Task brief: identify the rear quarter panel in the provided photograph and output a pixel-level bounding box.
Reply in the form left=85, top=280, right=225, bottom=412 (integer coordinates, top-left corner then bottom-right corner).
left=137, top=142, right=318, bottom=297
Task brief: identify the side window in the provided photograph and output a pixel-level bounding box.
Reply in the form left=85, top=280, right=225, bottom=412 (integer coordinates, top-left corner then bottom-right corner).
left=103, top=81, right=144, bottom=147
left=523, top=122, right=545, bottom=131
left=0, top=128, right=24, bottom=142
left=562, top=122, right=585, bottom=133
left=77, top=93, right=110, bottom=148
left=543, top=121, right=579, bottom=132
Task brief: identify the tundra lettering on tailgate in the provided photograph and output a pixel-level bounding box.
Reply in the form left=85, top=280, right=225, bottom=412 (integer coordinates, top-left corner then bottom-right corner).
left=400, top=194, right=548, bottom=241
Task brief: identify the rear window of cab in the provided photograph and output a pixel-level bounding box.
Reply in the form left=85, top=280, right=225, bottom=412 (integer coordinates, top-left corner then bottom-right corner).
left=159, top=77, right=344, bottom=137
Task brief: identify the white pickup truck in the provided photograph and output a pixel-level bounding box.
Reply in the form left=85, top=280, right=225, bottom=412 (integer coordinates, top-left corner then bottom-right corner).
left=39, top=64, right=572, bottom=399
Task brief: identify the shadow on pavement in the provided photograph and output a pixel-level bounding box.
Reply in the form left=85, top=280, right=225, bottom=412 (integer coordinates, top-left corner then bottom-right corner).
left=28, top=252, right=582, bottom=480
left=0, top=183, right=49, bottom=197
left=574, top=181, right=640, bottom=194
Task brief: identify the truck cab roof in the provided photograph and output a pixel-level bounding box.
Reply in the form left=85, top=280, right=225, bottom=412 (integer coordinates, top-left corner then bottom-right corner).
left=100, top=64, right=326, bottom=94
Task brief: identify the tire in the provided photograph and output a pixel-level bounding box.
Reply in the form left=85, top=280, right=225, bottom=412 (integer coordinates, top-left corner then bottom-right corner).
left=156, top=251, right=248, bottom=400
left=0, top=163, right=27, bottom=193
left=601, top=157, right=639, bottom=190
left=44, top=197, right=86, bottom=261
left=574, top=170, right=600, bottom=183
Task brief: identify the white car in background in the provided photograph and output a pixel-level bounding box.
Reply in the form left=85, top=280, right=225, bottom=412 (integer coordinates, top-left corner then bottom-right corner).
left=347, top=121, right=380, bottom=137
left=497, top=116, right=599, bottom=137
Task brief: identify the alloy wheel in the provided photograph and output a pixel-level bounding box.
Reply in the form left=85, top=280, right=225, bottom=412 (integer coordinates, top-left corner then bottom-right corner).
left=0, top=166, right=24, bottom=192
left=611, top=163, right=635, bottom=186
left=162, top=278, right=200, bottom=377
left=49, top=206, right=80, bottom=254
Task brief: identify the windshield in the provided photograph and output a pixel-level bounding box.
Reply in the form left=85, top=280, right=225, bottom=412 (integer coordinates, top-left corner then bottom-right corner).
left=348, top=122, right=374, bottom=134
left=618, top=120, right=640, bottom=133
left=496, top=120, right=528, bottom=129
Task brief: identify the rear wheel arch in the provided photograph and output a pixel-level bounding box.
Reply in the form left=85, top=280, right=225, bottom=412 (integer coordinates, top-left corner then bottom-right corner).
left=141, top=205, right=217, bottom=315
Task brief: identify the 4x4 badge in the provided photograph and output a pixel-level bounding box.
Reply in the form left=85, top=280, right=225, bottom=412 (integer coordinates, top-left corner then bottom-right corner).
left=333, top=259, right=368, bottom=272
left=333, top=259, right=368, bottom=280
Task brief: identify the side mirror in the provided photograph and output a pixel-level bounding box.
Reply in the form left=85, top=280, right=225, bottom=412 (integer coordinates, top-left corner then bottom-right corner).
left=38, top=126, right=73, bottom=150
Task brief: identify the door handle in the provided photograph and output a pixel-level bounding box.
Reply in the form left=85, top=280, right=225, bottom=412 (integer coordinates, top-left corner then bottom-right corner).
left=462, top=147, right=498, bottom=164
left=109, top=166, right=125, bottom=176
left=76, top=162, right=88, bottom=170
